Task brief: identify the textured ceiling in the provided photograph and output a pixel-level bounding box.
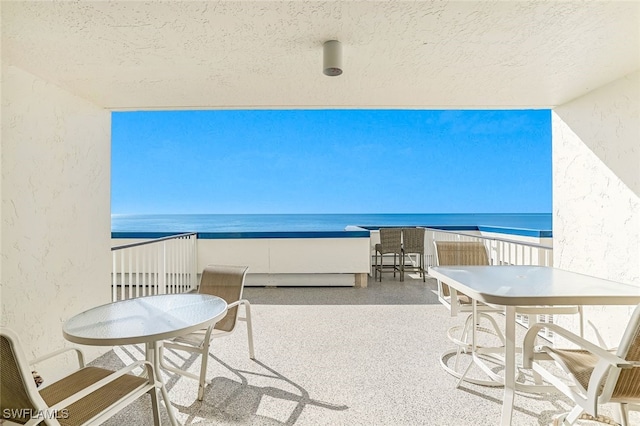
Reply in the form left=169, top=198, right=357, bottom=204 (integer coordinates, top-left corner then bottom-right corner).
left=2, top=1, right=639, bottom=110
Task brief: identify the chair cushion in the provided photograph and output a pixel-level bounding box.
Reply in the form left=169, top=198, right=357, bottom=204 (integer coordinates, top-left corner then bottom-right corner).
left=198, top=265, right=247, bottom=332
left=39, top=366, right=148, bottom=426
left=543, top=347, right=599, bottom=392
left=0, top=335, right=38, bottom=424
left=457, top=293, right=473, bottom=305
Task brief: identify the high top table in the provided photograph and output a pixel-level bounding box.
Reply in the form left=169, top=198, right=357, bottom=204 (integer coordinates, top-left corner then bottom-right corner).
left=63, top=293, right=228, bottom=426
left=427, top=265, right=640, bottom=426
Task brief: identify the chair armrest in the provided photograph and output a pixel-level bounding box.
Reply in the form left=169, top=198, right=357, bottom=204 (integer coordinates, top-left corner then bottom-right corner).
left=522, top=323, right=632, bottom=369
left=227, top=299, right=251, bottom=309
left=30, top=347, right=85, bottom=369
left=228, top=299, right=252, bottom=325
left=47, top=360, right=156, bottom=411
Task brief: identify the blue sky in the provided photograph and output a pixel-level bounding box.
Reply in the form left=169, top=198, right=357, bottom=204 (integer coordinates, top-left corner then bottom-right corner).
left=111, top=109, right=551, bottom=214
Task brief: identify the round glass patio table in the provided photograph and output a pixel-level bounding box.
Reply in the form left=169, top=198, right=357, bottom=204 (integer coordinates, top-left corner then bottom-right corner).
left=63, top=293, right=228, bottom=426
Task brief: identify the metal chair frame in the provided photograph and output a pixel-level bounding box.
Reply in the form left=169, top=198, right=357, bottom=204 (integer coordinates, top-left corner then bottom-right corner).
left=160, top=264, right=254, bottom=401
left=523, top=303, right=640, bottom=425
left=0, top=328, right=161, bottom=426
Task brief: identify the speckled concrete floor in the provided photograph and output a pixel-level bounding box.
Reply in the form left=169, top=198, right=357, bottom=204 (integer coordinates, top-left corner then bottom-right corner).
left=91, top=274, right=637, bottom=426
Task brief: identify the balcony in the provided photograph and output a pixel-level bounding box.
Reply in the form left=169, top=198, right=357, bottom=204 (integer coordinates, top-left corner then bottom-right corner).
left=81, top=270, right=633, bottom=425
left=91, top=227, right=639, bottom=424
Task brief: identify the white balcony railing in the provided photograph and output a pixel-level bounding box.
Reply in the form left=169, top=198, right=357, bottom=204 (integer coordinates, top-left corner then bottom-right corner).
left=370, top=227, right=552, bottom=271
left=111, top=232, right=198, bottom=302
left=423, top=228, right=553, bottom=269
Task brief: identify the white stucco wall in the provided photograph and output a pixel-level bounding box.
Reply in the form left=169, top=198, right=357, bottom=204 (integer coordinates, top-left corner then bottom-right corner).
left=196, top=237, right=371, bottom=275
left=1, top=65, right=112, bottom=370
left=552, top=71, right=640, bottom=345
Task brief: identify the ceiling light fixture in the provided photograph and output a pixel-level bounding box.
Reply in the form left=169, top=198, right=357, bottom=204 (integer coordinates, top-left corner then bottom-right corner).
left=323, top=40, right=342, bottom=77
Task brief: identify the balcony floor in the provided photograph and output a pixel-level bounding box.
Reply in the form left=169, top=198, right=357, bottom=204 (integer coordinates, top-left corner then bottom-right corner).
left=94, top=273, right=634, bottom=425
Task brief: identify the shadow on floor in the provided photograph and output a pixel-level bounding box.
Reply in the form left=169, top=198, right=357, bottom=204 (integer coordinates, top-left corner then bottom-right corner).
left=172, top=355, right=348, bottom=425
left=96, top=347, right=348, bottom=425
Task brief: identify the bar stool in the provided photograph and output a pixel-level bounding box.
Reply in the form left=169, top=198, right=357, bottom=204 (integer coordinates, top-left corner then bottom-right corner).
left=400, top=227, right=426, bottom=282
left=374, top=228, right=402, bottom=282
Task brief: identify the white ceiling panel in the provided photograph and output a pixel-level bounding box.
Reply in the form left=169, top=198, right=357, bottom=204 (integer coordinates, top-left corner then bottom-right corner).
left=3, top=1, right=638, bottom=110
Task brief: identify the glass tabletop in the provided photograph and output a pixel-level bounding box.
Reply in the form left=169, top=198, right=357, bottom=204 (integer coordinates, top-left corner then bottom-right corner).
left=63, top=293, right=228, bottom=346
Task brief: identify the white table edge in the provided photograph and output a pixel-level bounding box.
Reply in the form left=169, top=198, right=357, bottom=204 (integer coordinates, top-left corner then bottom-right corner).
left=63, top=310, right=227, bottom=346
left=427, top=265, right=640, bottom=306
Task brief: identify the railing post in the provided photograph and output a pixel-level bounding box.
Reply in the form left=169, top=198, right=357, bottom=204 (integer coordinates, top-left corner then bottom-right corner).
left=159, top=240, right=167, bottom=294
left=112, top=251, right=117, bottom=302
left=120, top=250, right=125, bottom=301
left=191, top=234, right=197, bottom=290
left=142, top=244, right=147, bottom=297
left=129, top=248, right=140, bottom=297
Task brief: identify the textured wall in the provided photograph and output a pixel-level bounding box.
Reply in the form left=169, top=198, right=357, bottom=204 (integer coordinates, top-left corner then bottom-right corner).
left=1, top=65, right=111, bottom=369
left=552, top=71, right=640, bottom=344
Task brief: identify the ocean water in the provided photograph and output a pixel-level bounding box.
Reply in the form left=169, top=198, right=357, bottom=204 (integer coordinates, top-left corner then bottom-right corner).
left=111, top=213, right=552, bottom=233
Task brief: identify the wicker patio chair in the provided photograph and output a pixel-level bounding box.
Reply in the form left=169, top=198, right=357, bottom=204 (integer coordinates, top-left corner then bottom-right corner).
left=523, top=303, right=640, bottom=425
left=374, top=228, right=403, bottom=282
left=400, top=227, right=426, bottom=282
left=160, top=264, right=254, bottom=401
left=0, top=327, right=161, bottom=426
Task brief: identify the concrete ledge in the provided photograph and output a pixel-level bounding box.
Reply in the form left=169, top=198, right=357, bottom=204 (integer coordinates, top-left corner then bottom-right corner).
left=358, top=225, right=552, bottom=238
left=112, top=230, right=370, bottom=239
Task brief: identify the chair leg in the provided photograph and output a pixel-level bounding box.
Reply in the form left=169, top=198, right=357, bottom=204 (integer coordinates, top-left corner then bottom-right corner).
left=564, top=405, right=585, bottom=425
left=160, top=344, right=203, bottom=382
left=454, top=316, right=474, bottom=370
left=393, top=253, right=397, bottom=278
left=149, top=387, right=161, bottom=426
left=244, top=302, right=256, bottom=359
left=526, top=313, right=544, bottom=385
left=373, top=251, right=376, bottom=280
left=618, top=403, right=630, bottom=426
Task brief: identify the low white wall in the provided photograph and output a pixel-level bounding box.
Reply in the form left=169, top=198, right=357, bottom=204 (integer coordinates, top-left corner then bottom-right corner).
left=552, top=71, right=640, bottom=345
left=197, top=237, right=371, bottom=286
left=1, top=65, right=112, bottom=372
left=245, top=273, right=357, bottom=287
